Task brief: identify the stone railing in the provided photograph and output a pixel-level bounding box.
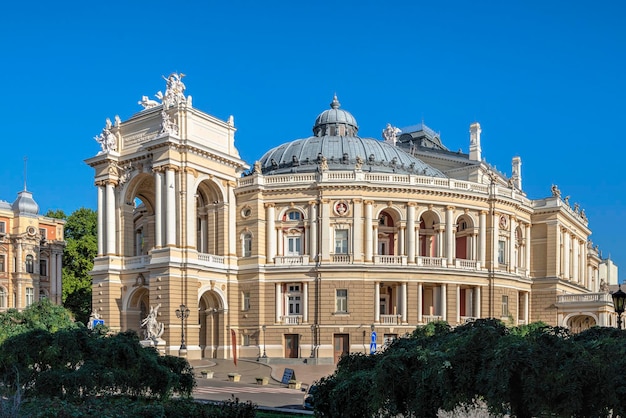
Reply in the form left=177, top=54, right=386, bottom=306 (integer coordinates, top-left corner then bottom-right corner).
left=282, top=315, right=302, bottom=325
left=379, top=314, right=401, bottom=325
left=331, top=254, right=352, bottom=263
left=416, top=256, right=447, bottom=268
left=274, top=255, right=310, bottom=265
left=557, top=293, right=612, bottom=304
left=423, top=315, right=443, bottom=323
left=373, top=255, right=407, bottom=265
left=454, top=259, right=481, bottom=270
left=198, top=253, right=226, bottom=265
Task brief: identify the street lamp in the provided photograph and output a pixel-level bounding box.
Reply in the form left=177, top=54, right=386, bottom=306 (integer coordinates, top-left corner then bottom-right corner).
left=611, top=284, right=626, bottom=329
left=261, top=325, right=267, bottom=358
left=175, top=304, right=190, bottom=353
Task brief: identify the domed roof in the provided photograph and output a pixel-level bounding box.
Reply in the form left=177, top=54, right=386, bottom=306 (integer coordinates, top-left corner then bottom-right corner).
left=256, top=97, right=446, bottom=177
left=313, top=95, right=359, bottom=136
left=12, top=190, right=39, bottom=217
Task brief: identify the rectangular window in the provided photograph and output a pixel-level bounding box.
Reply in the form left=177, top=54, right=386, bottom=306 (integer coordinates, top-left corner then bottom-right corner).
left=26, top=287, right=34, bottom=307
left=39, top=228, right=47, bottom=240
left=0, top=221, right=5, bottom=234
left=40, top=259, right=47, bottom=276
left=498, top=240, right=506, bottom=264
left=243, top=292, right=250, bottom=311
left=0, top=255, right=4, bottom=272
left=243, top=334, right=250, bottom=346
left=243, top=234, right=252, bottom=257
left=335, top=229, right=348, bottom=254
left=336, top=289, right=348, bottom=313
left=502, top=295, right=509, bottom=317
left=287, top=284, right=302, bottom=315
left=287, top=236, right=301, bottom=255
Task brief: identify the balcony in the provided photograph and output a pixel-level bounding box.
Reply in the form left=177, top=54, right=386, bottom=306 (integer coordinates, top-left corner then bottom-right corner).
left=282, top=315, right=302, bottom=325
left=557, top=293, right=612, bottom=305
left=416, top=256, right=447, bottom=268
left=274, top=255, right=310, bottom=265
left=198, top=253, right=226, bottom=266
left=454, top=259, right=481, bottom=270
left=331, top=254, right=352, bottom=263
left=379, top=314, right=401, bottom=325
left=373, top=255, right=407, bottom=265
left=423, top=315, right=443, bottom=323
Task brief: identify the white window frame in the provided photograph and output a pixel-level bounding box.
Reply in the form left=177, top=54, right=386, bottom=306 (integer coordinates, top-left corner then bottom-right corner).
left=242, top=291, right=251, bottom=311
left=286, top=235, right=302, bottom=256
left=498, top=240, right=506, bottom=264
left=0, top=221, right=5, bottom=234
left=336, top=289, right=348, bottom=313
left=0, top=255, right=4, bottom=272
left=26, top=287, right=34, bottom=307
left=334, top=229, right=349, bottom=254
left=287, top=210, right=302, bottom=221
left=25, top=255, right=34, bottom=274
left=0, top=288, right=5, bottom=307
left=502, top=295, right=509, bottom=317
left=287, top=284, right=302, bottom=315
left=243, top=233, right=253, bottom=257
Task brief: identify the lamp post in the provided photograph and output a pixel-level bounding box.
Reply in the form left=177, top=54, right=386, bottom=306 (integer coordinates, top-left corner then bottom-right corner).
left=611, top=284, right=626, bottom=329
left=261, top=325, right=267, bottom=358
left=175, top=304, right=190, bottom=354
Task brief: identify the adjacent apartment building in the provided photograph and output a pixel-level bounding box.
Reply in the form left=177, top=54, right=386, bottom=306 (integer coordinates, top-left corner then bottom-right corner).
left=0, top=189, right=65, bottom=310
left=86, top=74, right=618, bottom=362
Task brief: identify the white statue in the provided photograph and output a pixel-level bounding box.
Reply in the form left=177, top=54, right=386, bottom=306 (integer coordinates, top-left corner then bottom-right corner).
left=87, top=310, right=101, bottom=330
left=141, top=304, right=164, bottom=340
left=383, top=123, right=401, bottom=145
left=160, top=110, right=179, bottom=135
left=156, top=73, right=186, bottom=107
left=138, top=95, right=159, bottom=109
left=94, top=121, right=118, bottom=154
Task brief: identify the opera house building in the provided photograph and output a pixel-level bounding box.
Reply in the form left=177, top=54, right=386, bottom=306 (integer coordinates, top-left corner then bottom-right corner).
left=86, top=75, right=617, bottom=362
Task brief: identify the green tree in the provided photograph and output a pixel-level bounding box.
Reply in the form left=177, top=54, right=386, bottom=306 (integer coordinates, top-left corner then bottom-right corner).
left=47, top=207, right=97, bottom=324
left=0, top=298, right=77, bottom=345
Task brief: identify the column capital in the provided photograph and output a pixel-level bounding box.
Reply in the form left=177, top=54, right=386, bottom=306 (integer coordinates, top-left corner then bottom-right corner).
left=446, top=205, right=455, bottom=211
left=95, top=180, right=107, bottom=187
left=320, top=198, right=330, bottom=204
left=352, top=198, right=363, bottom=204
left=480, top=210, right=488, bottom=215
left=308, top=200, right=318, bottom=207
left=264, top=202, right=276, bottom=209
left=184, top=167, right=199, bottom=177
left=363, top=200, right=374, bottom=205
left=407, top=202, right=418, bottom=207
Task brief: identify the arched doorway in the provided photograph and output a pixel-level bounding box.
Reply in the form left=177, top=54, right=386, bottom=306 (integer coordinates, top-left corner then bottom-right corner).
left=566, top=314, right=596, bottom=333
left=199, top=289, right=224, bottom=358
left=126, top=285, right=149, bottom=338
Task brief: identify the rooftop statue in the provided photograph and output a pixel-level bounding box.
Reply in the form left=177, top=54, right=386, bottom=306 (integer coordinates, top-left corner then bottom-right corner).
left=383, top=123, right=401, bottom=145
left=94, top=119, right=118, bottom=154
left=551, top=184, right=561, bottom=198
left=155, top=72, right=186, bottom=107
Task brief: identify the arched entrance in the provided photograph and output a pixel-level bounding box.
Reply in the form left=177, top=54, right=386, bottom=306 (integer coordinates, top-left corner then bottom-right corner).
left=566, top=314, right=596, bottom=333
left=199, top=289, right=225, bottom=358
left=125, top=285, right=150, bottom=338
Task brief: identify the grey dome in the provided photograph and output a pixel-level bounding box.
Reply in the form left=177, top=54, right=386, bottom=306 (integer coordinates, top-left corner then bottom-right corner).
left=313, top=95, right=359, bottom=136
left=0, top=200, right=11, bottom=211
left=12, top=190, right=39, bottom=217
left=256, top=97, right=446, bottom=177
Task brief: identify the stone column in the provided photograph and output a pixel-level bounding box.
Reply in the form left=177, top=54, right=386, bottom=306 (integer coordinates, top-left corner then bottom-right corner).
left=309, top=201, right=318, bottom=260
left=275, top=283, right=281, bottom=323
left=563, top=229, right=570, bottom=280
left=277, top=228, right=284, bottom=256
left=96, top=183, right=104, bottom=255
left=479, top=211, right=487, bottom=267
left=154, top=169, right=163, bottom=249
left=165, top=168, right=176, bottom=247
left=572, top=237, right=579, bottom=282
left=493, top=213, right=500, bottom=268
left=475, top=286, right=481, bottom=318
left=524, top=291, right=529, bottom=324
left=352, top=199, right=363, bottom=262
left=441, top=284, right=447, bottom=321
left=303, top=282, right=308, bottom=323
left=105, top=181, right=116, bottom=255
left=364, top=201, right=373, bottom=262
left=456, top=284, right=461, bottom=324
left=509, top=217, right=516, bottom=272
left=401, top=282, right=407, bottom=323
left=228, top=181, right=237, bottom=257
left=417, top=283, right=423, bottom=323
left=185, top=170, right=196, bottom=248
left=265, top=204, right=275, bottom=263
left=373, top=225, right=379, bottom=257
left=445, top=206, right=454, bottom=265
left=374, top=282, right=380, bottom=323
left=525, top=224, right=531, bottom=276
left=320, top=200, right=330, bottom=260
left=407, top=203, right=416, bottom=263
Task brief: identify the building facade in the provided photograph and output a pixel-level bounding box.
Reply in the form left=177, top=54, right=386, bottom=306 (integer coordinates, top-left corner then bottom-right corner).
left=87, top=75, right=617, bottom=362
left=0, top=190, right=65, bottom=310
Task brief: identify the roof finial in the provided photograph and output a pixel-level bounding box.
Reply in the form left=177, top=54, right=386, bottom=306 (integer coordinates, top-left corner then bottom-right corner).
left=330, top=94, right=340, bottom=109
left=23, top=156, right=28, bottom=191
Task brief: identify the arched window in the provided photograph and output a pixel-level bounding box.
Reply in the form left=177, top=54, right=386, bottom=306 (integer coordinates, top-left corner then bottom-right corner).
left=243, top=233, right=253, bottom=257
left=286, top=210, right=302, bottom=221
left=25, top=255, right=34, bottom=274
left=0, top=288, right=6, bottom=308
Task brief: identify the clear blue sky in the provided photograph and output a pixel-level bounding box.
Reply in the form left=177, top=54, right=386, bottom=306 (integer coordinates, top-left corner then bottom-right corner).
left=1, top=1, right=624, bottom=272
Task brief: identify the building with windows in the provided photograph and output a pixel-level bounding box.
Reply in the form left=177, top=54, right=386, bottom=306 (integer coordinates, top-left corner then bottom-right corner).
left=0, top=189, right=65, bottom=310
left=87, top=75, right=617, bottom=362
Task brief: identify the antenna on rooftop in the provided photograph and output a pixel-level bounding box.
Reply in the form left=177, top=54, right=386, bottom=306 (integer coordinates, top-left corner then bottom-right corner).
left=23, top=156, right=28, bottom=191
